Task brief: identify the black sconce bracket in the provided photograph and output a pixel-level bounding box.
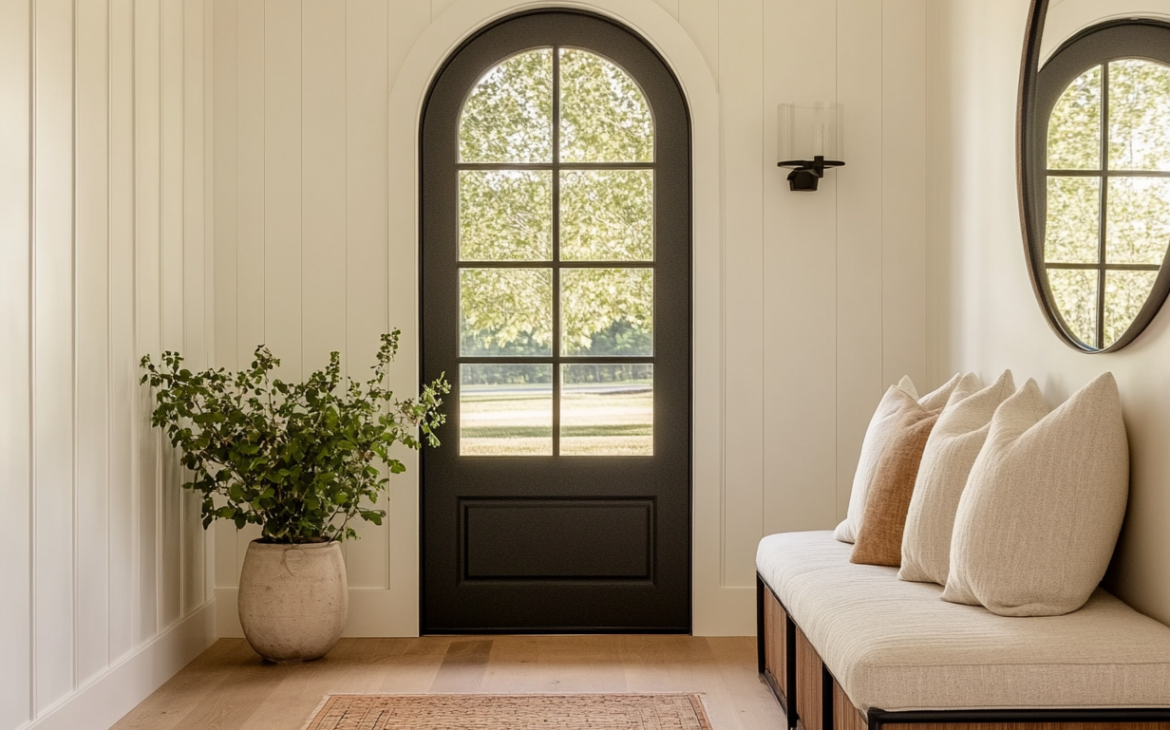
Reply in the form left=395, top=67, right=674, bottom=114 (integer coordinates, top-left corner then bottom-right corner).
left=777, top=155, right=845, bottom=192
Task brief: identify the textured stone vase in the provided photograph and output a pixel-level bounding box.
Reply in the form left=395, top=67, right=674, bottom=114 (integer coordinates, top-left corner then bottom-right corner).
left=238, top=540, right=348, bottom=662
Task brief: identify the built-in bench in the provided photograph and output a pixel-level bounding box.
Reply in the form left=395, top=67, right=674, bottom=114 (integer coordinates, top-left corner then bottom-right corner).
left=756, top=530, right=1170, bottom=730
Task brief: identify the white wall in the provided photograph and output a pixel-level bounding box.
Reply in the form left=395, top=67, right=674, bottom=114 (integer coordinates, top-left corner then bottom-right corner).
left=928, top=0, right=1170, bottom=626
left=0, top=1, right=216, bottom=729
left=210, top=0, right=933, bottom=637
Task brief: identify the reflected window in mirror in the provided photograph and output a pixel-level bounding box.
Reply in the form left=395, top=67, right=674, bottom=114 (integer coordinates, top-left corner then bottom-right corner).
left=1027, top=20, right=1170, bottom=352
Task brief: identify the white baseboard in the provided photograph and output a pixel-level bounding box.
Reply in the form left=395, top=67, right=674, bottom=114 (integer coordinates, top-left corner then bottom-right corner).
left=216, top=587, right=420, bottom=638
left=21, top=600, right=216, bottom=730
left=693, top=585, right=756, bottom=636
left=219, top=585, right=755, bottom=638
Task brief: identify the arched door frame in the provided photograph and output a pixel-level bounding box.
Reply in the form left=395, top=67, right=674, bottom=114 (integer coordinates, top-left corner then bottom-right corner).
left=384, top=0, right=730, bottom=637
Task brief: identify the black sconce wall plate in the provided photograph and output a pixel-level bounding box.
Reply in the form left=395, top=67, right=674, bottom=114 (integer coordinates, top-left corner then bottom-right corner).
left=777, top=155, right=845, bottom=191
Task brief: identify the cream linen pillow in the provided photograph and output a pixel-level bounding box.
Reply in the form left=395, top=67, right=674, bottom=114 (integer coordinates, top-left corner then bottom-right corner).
left=834, top=373, right=963, bottom=543
left=898, top=370, right=1015, bottom=585
left=941, top=374, right=1129, bottom=616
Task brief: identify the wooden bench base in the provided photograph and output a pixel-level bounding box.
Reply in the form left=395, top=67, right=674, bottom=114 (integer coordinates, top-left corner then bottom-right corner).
left=757, top=574, right=1170, bottom=730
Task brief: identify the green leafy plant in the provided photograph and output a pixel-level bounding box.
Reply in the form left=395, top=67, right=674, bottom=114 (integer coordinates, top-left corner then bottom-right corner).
left=140, top=331, right=449, bottom=544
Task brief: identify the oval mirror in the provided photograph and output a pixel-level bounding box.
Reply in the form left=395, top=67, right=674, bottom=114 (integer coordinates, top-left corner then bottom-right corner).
left=1019, top=0, right=1170, bottom=352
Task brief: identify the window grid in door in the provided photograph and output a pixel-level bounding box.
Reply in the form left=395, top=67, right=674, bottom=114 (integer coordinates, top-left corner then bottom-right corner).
left=456, top=46, right=656, bottom=457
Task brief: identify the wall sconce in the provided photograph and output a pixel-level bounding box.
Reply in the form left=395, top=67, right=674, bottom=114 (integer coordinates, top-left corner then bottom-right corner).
left=777, top=102, right=845, bottom=192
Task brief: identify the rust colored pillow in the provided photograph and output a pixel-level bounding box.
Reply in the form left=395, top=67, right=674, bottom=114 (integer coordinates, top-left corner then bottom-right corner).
left=851, top=406, right=940, bottom=567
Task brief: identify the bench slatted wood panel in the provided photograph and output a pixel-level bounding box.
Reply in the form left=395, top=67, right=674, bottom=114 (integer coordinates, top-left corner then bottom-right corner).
left=834, top=680, right=866, bottom=730
left=764, top=590, right=785, bottom=692
left=797, top=627, right=829, bottom=730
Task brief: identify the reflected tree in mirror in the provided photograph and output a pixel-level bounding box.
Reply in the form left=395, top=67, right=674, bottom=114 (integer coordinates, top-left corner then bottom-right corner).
left=1108, top=60, right=1170, bottom=171
left=1047, top=66, right=1100, bottom=170
left=1047, top=268, right=1098, bottom=345
left=1035, top=25, right=1170, bottom=351
left=1106, top=270, right=1159, bottom=345
left=1106, top=177, right=1170, bottom=265
left=1045, top=176, right=1099, bottom=264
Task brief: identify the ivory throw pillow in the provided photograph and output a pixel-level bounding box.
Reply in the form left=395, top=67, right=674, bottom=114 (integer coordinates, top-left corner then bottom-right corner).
left=851, top=405, right=940, bottom=567
left=941, top=374, right=1129, bottom=616
left=834, top=373, right=964, bottom=544
left=898, top=370, right=1015, bottom=585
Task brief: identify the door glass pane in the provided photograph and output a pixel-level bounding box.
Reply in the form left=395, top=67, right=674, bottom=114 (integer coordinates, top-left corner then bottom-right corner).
left=559, top=48, right=653, bottom=163
left=460, top=170, right=552, bottom=261
left=1045, top=176, right=1100, bottom=264
left=1108, top=60, right=1170, bottom=171
left=560, top=170, right=654, bottom=261
left=460, top=364, right=552, bottom=455
left=561, top=365, right=652, bottom=456
left=561, top=268, right=653, bottom=356
left=1048, top=268, right=1099, bottom=347
left=1104, top=269, right=1158, bottom=348
left=1106, top=177, right=1170, bottom=265
left=1048, top=66, right=1101, bottom=170
left=459, top=49, right=553, bottom=163
left=460, top=268, right=553, bottom=356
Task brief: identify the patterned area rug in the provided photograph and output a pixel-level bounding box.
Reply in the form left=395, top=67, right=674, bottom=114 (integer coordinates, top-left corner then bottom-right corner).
left=301, top=693, right=713, bottom=730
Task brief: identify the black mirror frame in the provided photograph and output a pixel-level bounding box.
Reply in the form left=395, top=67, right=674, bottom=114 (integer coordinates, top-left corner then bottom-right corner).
left=1018, top=0, right=1170, bottom=353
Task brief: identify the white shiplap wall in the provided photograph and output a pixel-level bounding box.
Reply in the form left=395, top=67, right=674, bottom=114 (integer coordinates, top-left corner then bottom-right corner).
left=211, top=0, right=932, bottom=636
left=0, top=1, right=216, bottom=729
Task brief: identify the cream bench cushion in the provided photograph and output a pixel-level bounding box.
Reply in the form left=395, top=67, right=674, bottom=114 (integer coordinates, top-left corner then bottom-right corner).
left=756, top=530, right=1170, bottom=713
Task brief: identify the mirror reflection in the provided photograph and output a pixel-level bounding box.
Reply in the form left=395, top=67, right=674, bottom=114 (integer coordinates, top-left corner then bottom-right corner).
left=1022, top=0, right=1170, bottom=351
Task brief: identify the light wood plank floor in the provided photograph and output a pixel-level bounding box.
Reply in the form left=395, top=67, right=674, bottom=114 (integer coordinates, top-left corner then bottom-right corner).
left=110, top=636, right=784, bottom=730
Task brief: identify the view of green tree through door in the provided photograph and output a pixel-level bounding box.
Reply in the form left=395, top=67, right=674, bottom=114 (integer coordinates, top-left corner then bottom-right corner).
left=421, top=11, right=692, bottom=633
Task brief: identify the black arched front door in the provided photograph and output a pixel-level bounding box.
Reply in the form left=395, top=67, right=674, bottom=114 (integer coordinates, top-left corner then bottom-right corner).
left=420, top=10, right=691, bottom=633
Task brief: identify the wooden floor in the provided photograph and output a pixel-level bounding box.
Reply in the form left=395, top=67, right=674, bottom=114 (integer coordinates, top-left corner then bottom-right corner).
left=110, top=635, right=784, bottom=730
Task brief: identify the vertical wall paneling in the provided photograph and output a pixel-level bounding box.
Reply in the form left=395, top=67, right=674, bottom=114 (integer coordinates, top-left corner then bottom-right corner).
left=678, top=0, right=719, bottom=85
left=762, top=0, right=840, bottom=536
left=717, top=0, right=766, bottom=588
left=300, top=0, right=348, bottom=586
left=184, top=0, right=209, bottom=615
left=833, top=0, right=885, bottom=522
left=235, top=0, right=267, bottom=571
left=301, top=0, right=347, bottom=378
left=75, top=0, right=112, bottom=686
left=0, top=0, right=33, bottom=723
left=880, top=0, right=928, bottom=388
left=33, top=0, right=77, bottom=710
left=6, top=0, right=216, bottom=723
left=213, top=0, right=240, bottom=589
left=159, top=0, right=186, bottom=630
left=263, top=0, right=303, bottom=381
left=107, top=0, right=137, bottom=666
left=234, top=0, right=265, bottom=372
left=134, top=0, right=162, bottom=644
left=344, top=0, right=391, bottom=589
left=204, top=0, right=218, bottom=606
